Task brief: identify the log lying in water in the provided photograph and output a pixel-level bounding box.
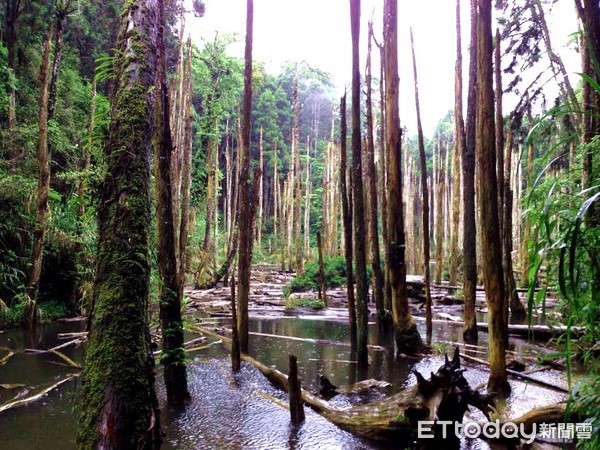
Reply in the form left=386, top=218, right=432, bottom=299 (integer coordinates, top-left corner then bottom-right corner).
left=0, top=374, right=78, bottom=414
left=414, top=316, right=585, bottom=340
left=192, top=325, right=494, bottom=442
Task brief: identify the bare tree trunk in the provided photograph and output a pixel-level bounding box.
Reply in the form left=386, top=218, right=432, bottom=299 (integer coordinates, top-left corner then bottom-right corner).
left=25, top=23, right=53, bottom=326
left=410, top=28, right=433, bottom=340
left=366, top=22, right=385, bottom=321
left=77, top=0, right=161, bottom=445
left=303, top=136, right=311, bottom=259
left=340, top=93, right=357, bottom=347
left=476, top=0, right=510, bottom=396
left=350, top=0, right=369, bottom=367
left=153, top=0, right=189, bottom=404
left=434, top=136, right=446, bottom=284
left=293, top=72, right=303, bottom=275
left=463, top=0, right=478, bottom=343
left=504, top=123, right=526, bottom=319
left=521, top=101, right=534, bottom=288
left=384, top=0, right=425, bottom=355
left=317, top=231, right=327, bottom=306
left=257, top=127, right=264, bottom=249
left=236, top=0, right=254, bottom=354
left=450, top=0, right=465, bottom=287
left=178, top=39, right=194, bottom=291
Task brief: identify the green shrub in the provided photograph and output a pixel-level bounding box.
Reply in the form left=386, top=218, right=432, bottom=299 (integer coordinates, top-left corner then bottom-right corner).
left=283, top=256, right=372, bottom=297
left=284, top=297, right=325, bottom=310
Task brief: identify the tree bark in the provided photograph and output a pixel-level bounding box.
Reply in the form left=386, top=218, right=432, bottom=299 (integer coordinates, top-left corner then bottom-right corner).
left=476, top=0, right=510, bottom=396
left=153, top=0, right=189, bottom=405
left=350, top=0, right=369, bottom=367
left=25, top=23, right=53, bottom=326
left=434, top=136, right=446, bottom=284
left=178, top=39, right=194, bottom=292
left=236, top=0, right=254, bottom=354
left=340, top=92, right=357, bottom=347
left=77, top=1, right=161, bottom=446
left=366, top=22, right=385, bottom=321
left=288, top=354, right=305, bottom=424
left=384, top=0, right=425, bottom=355
left=317, top=231, right=327, bottom=306
left=462, top=0, right=478, bottom=343
left=450, top=0, right=464, bottom=287
left=409, top=28, right=433, bottom=340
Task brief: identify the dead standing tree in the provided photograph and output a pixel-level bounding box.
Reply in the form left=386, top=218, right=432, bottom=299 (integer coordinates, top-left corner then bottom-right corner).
left=236, top=0, right=254, bottom=354
left=384, top=0, right=425, bottom=355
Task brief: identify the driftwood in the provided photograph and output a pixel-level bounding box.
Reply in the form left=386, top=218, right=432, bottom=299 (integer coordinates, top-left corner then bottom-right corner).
left=415, top=316, right=584, bottom=340
left=0, top=351, right=15, bottom=366
left=458, top=352, right=568, bottom=393
left=0, top=374, right=78, bottom=414
left=248, top=331, right=385, bottom=351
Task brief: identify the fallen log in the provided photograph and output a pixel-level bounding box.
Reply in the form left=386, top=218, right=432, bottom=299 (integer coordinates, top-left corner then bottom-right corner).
left=458, top=352, right=568, bottom=393
left=0, top=374, right=78, bottom=414
left=248, top=331, right=386, bottom=351
left=0, top=351, right=15, bottom=366
left=414, top=316, right=585, bottom=340
left=192, top=325, right=493, bottom=443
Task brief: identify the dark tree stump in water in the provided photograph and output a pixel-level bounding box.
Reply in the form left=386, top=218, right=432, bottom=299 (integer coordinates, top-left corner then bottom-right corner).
left=288, top=354, right=305, bottom=424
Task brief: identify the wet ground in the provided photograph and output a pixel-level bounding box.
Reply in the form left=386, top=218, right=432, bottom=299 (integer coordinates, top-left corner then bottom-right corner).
left=0, top=267, right=575, bottom=449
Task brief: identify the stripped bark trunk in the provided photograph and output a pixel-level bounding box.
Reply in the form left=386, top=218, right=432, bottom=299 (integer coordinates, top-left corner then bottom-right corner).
left=384, top=0, right=424, bottom=354
left=477, top=0, right=509, bottom=396
left=434, top=136, right=446, bottom=284
left=340, top=93, right=357, bottom=347
left=350, top=0, right=369, bottom=367
left=450, top=0, right=464, bottom=287
left=410, top=28, right=433, bottom=340
left=366, top=22, right=385, bottom=321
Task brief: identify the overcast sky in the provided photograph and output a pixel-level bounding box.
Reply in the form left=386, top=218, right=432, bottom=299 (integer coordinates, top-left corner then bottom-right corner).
left=186, top=0, right=580, bottom=138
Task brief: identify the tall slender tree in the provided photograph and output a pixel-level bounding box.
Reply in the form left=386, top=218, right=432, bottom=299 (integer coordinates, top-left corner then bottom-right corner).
left=340, top=92, right=357, bottom=347
left=384, top=0, right=425, bottom=355
left=477, top=0, right=510, bottom=396
left=409, top=28, right=433, bottom=340
left=366, top=21, right=385, bottom=322
left=463, top=0, right=478, bottom=343
left=154, top=0, right=189, bottom=405
left=77, top=0, right=161, bottom=446
left=236, top=0, right=254, bottom=354
left=450, top=0, right=465, bottom=287
left=350, top=0, right=369, bottom=367
left=25, top=23, right=53, bottom=326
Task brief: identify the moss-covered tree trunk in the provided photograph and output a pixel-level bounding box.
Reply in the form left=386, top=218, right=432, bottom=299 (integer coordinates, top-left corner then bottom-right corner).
left=25, top=23, right=53, bottom=326
left=77, top=1, right=161, bottom=447
left=366, top=22, right=385, bottom=322
left=384, top=0, right=425, bottom=355
left=409, top=28, right=433, bottom=340
left=236, top=0, right=254, bottom=354
left=462, top=0, right=478, bottom=343
left=178, top=38, right=193, bottom=294
left=154, top=0, right=189, bottom=405
left=340, top=93, right=357, bottom=347
left=350, top=0, right=369, bottom=367
left=476, top=0, right=510, bottom=396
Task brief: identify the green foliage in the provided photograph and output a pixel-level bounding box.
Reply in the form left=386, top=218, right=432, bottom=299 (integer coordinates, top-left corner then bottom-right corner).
left=283, top=256, right=372, bottom=297
left=284, top=297, right=325, bottom=310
